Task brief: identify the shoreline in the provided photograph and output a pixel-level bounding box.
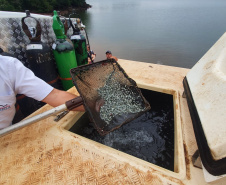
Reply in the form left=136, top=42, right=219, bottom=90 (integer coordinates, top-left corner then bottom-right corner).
left=34, top=4, right=92, bottom=16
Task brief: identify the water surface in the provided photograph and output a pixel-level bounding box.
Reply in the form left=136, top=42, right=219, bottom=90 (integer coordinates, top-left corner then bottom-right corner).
left=77, top=0, right=226, bottom=68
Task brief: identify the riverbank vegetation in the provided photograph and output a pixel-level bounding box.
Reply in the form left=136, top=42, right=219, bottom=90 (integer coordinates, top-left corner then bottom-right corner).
left=0, top=0, right=91, bottom=13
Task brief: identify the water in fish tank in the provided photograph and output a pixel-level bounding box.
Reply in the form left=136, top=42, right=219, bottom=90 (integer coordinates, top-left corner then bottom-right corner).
left=70, top=88, right=174, bottom=171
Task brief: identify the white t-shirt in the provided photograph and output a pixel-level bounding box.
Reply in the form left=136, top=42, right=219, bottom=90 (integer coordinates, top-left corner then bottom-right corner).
left=0, top=55, right=53, bottom=129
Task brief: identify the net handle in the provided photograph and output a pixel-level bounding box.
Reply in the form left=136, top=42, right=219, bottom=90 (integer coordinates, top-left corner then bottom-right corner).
left=65, top=96, right=83, bottom=110
left=0, top=97, right=84, bottom=138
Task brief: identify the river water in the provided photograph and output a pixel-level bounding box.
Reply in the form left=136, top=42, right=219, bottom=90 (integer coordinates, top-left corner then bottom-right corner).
left=76, top=0, right=226, bottom=68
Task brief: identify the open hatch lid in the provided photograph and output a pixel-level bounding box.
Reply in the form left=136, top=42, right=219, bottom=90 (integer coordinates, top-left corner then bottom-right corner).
left=183, top=33, right=226, bottom=176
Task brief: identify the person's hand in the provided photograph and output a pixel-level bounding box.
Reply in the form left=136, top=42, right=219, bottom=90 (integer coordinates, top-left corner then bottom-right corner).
left=88, top=57, right=92, bottom=64
left=91, top=54, right=96, bottom=60
left=42, top=88, right=85, bottom=111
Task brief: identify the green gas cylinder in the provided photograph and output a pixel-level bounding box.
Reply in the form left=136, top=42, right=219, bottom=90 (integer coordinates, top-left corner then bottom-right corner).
left=52, top=10, right=77, bottom=90
left=69, top=14, right=88, bottom=66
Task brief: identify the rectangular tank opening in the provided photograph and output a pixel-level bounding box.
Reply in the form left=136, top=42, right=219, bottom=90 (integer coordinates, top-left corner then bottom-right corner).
left=69, top=88, right=175, bottom=172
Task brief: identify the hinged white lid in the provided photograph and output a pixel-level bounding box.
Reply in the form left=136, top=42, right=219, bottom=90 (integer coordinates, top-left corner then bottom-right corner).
left=186, top=32, right=226, bottom=161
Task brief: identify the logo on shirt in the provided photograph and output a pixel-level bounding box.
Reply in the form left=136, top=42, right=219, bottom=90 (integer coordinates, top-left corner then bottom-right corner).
left=0, top=104, right=11, bottom=111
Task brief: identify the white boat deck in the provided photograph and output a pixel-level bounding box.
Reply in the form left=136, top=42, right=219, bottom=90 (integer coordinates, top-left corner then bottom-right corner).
left=1, top=57, right=224, bottom=184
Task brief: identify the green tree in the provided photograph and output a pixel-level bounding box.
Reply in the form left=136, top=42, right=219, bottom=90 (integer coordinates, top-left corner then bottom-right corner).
left=54, top=0, right=70, bottom=9
left=21, top=0, right=54, bottom=12
left=0, top=0, right=88, bottom=13
left=0, top=0, right=21, bottom=11
left=71, top=0, right=86, bottom=7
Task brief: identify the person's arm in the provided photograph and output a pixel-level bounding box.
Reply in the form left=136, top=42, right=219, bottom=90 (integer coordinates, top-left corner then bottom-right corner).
left=11, top=57, right=85, bottom=112
left=42, top=88, right=85, bottom=112
left=88, top=57, right=92, bottom=64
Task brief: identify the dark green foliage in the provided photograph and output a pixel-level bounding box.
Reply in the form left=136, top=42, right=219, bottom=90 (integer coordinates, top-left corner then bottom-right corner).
left=0, top=0, right=87, bottom=13
left=0, top=0, right=21, bottom=11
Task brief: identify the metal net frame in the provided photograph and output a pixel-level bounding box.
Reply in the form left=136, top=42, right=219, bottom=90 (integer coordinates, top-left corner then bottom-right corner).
left=70, top=59, right=151, bottom=135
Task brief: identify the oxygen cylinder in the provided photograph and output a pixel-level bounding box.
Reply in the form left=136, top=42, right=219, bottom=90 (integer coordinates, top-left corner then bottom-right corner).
left=52, top=10, right=78, bottom=91
left=21, top=10, right=62, bottom=90
left=69, top=13, right=88, bottom=66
